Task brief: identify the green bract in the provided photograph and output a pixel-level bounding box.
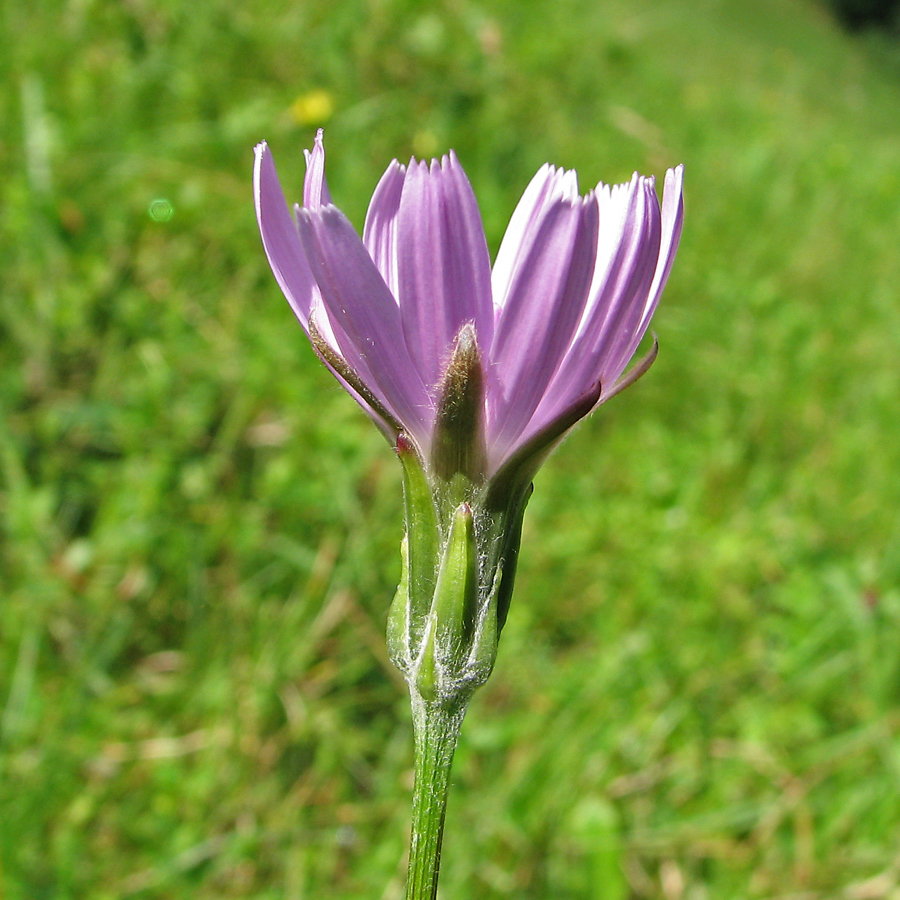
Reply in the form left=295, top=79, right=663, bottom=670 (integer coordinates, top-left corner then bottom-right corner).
left=387, top=433, right=531, bottom=706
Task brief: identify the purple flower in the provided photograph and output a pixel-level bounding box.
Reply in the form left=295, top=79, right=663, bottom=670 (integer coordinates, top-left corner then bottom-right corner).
left=254, top=130, right=683, bottom=483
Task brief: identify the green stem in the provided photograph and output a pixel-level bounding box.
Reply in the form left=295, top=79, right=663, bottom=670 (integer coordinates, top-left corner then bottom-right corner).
left=405, top=689, right=467, bottom=900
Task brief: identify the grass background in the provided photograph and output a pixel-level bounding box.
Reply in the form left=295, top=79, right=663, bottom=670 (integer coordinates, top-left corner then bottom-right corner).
left=2, top=0, right=900, bottom=897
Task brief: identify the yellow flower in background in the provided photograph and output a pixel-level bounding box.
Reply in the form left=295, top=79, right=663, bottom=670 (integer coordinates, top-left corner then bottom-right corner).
left=412, top=130, right=439, bottom=158
left=290, top=90, right=334, bottom=126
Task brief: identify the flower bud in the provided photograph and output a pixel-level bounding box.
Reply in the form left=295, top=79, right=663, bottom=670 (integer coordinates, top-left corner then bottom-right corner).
left=388, top=496, right=502, bottom=704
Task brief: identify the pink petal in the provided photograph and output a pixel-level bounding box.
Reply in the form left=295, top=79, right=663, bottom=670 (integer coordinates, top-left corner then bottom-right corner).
left=253, top=142, right=317, bottom=328
left=295, top=204, right=434, bottom=447
left=637, top=165, right=684, bottom=339
left=395, top=153, right=494, bottom=394
left=302, top=128, right=332, bottom=208
left=597, top=166, right=683, bottom=385
left=487, top=180, right=600, bottom=466
left=363, top=159, right=407, bottom=298
left=595, top=176, right=663, bottom=386
left=518, top=173, right=662, bottom=446
left=490, top=163, right=558, bottom=304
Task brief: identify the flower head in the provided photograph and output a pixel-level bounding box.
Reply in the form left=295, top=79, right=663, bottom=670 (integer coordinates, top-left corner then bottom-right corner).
left=254, top=131, right=683, bottom=697
left=255, top=131, right=682, bottom=487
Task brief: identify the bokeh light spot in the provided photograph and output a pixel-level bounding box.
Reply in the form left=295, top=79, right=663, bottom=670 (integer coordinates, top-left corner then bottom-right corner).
left=149, top=198, right=174, bottom=222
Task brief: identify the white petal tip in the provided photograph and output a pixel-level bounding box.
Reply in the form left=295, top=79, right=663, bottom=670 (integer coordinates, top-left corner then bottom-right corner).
left=666, top=164, right=685, bottom=190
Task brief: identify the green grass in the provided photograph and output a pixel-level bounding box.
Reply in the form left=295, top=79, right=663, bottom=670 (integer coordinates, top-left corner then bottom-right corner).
left=3, top=0, right=900, bottom=896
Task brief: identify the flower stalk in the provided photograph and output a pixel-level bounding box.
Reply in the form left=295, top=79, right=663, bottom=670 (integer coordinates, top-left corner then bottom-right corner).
left=405, top=692, right=466, bottom=900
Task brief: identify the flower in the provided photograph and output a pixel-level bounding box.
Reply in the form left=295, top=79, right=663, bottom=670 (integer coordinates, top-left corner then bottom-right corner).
left=255, top=131, right=684, bottom=701
left=254, top=130, right=682, bottom=488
